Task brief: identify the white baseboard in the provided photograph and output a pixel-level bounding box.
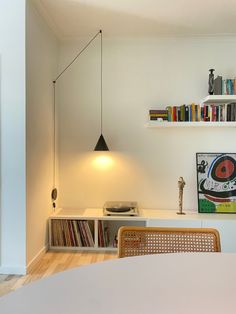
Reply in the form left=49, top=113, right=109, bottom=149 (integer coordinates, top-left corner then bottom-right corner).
left=0, top=245, right=48, bottom=275
left=26, top=244, right=48, bottom=273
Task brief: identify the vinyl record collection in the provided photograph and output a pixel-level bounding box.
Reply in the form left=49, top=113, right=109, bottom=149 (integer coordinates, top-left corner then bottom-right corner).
left=51, top=219, right=94, bottom=247
left=51, top=219, right=113, bottom=248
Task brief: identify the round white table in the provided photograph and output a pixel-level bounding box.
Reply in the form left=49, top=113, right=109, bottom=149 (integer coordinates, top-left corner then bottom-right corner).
left=0, top=253, right=236, bottom=314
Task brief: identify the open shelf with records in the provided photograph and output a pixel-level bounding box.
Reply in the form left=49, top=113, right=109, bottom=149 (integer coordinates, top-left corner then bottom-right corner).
left=49, top=208, right=147, bottom=251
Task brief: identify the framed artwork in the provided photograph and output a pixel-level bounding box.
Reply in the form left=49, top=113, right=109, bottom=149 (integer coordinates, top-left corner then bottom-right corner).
left=196, top=153, right=236, bottom=213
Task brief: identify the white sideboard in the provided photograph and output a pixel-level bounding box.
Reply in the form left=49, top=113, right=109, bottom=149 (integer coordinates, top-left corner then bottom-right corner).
left=146, top=210, right=236, bottom=252
left=49, top=208, right=236, bottom=253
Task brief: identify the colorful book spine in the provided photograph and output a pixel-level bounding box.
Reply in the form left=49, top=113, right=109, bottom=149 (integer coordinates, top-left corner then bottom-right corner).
left=189, top=105, right=192, bottom=121
left=226, top=79, right=234, bottom=95
left=179, top=105, right=185, bottom=122
left=226, top=104, right=232, bottom=121
left=204, top=105, right=209, bottom=121
left=191, top=103, right=196, bottom=121
left=211, top=105, right=216, bottom=122
left=230, top=103, right=236, bottom=121
left=173, top=106, right=177, bottom=122
left=185, top=105, right=189, bottom=121
left=222, top=79, right=227, bottom=95
left=177, top=106, right=181, bottom=121
left=166, top=106, right=172, bottom=121
left=197, top=105, right=201, bottom=121
left=201, top=106, right=204, bottom=121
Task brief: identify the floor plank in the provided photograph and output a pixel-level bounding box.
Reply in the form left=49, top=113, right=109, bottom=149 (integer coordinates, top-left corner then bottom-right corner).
left=0, top=251, right=117, bottom=297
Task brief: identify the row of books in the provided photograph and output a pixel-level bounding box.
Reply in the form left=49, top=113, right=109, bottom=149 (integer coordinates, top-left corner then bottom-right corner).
left=214, top=76, right=236, bottom=95
left=51, top=219, right=94, bottom=247
left=149, top=103, right=236, bottom=122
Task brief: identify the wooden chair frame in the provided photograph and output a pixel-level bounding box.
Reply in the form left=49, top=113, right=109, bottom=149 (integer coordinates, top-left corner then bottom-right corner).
left=118, top=226, right=221, bottom=258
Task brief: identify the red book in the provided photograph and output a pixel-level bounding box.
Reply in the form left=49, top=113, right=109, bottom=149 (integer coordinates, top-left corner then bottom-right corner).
left=173, top=106, right=177, bottom=121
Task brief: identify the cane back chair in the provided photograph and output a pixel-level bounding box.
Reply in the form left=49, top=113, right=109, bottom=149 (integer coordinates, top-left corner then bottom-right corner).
left=118, top=226, right=221, bottom=258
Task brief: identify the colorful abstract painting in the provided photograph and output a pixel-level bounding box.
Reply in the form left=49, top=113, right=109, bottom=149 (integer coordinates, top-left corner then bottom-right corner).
left=196, top=153, right=236, bottom=213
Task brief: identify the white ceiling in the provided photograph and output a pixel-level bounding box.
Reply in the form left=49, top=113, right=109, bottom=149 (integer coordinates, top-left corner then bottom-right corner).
left=32, top=0, right=236, bottom=39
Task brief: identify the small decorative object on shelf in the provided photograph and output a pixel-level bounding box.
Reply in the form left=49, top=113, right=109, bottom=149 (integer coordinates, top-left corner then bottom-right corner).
left=208, top=69, right=215, bottom=95
left=177, top=177, right=186, bottom=215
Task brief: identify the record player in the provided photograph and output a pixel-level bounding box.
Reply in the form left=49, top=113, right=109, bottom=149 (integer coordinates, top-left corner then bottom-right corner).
left=103, top=201, right=139, bottom=216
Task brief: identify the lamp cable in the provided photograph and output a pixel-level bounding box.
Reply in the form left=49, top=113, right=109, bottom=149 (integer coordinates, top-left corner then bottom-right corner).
left=52, top=30, right=102, bottom=208
left=53, top=81, right=56, bottom=190
left=53, top=30, right=101, bottom=83
left=100, top=30, right=103, bottom=134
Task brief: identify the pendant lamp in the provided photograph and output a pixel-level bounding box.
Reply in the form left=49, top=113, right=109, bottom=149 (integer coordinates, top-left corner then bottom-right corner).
left=94, top=30, right=109, bottom=151
left=52, top=29, right=108, bottom=208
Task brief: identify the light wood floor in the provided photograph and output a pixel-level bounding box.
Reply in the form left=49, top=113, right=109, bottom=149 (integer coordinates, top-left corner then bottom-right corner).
left=0, top=251, right=117, bottom=297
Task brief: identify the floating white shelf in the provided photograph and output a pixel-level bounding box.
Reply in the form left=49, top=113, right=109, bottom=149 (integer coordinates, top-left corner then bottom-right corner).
left=201, top=95, right=236, bottom=104
left=146, top=121, right=236, bottom=128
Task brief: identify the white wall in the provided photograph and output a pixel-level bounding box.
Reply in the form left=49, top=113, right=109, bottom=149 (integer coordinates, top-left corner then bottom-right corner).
left=58, top=36, right=236, bottom=212
left=26, top=0, right=58, bottom=268
left=0, top=0, right=26, bottom=274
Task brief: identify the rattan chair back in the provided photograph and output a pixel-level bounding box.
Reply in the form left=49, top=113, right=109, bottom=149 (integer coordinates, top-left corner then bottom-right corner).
left=118, top=226, right=221, bottom=258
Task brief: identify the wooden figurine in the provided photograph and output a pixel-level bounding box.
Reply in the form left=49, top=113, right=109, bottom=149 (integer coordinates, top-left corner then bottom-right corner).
left=177, top=177, right=186, bottom=215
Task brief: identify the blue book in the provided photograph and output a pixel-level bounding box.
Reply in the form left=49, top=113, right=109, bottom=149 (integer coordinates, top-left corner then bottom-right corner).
left=227, top=79, right=234, bottom=95
left=188, top=105, right=192, bottom=121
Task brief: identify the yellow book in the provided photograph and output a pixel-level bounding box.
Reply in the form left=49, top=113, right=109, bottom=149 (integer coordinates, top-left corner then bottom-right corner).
left=191, top=103, right=195, bottom=121
left=197, top=104, right=201, bottom=121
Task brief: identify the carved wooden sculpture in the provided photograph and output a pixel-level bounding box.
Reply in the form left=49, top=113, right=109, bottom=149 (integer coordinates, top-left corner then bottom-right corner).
left=177, top=177, right=186, bottom=215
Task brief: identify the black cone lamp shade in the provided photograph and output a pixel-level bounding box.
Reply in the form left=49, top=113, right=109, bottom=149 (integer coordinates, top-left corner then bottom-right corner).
left=94, top=134, right=109, bottom=151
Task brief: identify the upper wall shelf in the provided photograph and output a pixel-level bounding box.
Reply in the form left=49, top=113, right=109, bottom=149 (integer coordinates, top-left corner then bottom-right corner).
left=201, top=95, right=236, bottom=104
left=145, top=121, right=236, bottom=128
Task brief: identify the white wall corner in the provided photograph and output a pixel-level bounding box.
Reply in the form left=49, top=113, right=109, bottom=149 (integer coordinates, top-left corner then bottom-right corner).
left=0, top=266, right=27, bottom=276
